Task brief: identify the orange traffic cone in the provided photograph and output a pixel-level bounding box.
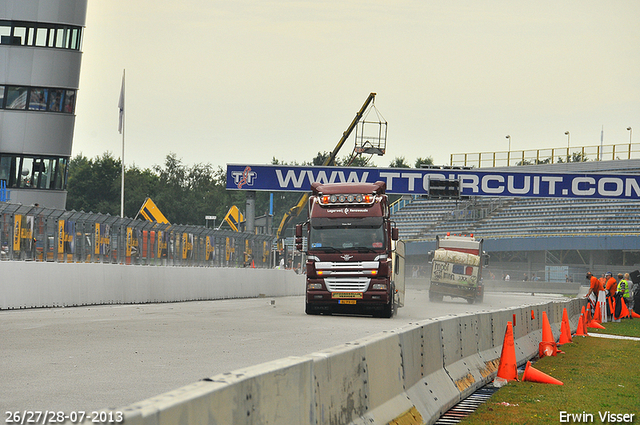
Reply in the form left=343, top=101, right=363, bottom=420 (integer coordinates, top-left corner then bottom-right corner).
left=587, top=320, right=605, bottom=329
left=575, top=314, right=587, bottom=336
left=558, top=320, right=572, bottom=344
left=593, top=302, right=602, bottom=324
left=620, top=299, right=631, bottom=319
left=531, top=310, right=535, bottom=320
left=608, top=298, right=615, bottom=319
left=538, top=341, right=558, bottom=358
left=521, top=361, right=563, bottom=385
left=495, top=321, right=518, bottom=385
left=583, top=312, right=589, bottom=336
left=541, top=311, right=555, bottom=343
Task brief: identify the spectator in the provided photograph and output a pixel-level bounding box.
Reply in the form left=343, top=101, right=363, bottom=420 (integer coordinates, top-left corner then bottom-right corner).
left=585, top=271, right=603, bottom=314
left=604, top=272, right=617, bottom=320
left=619, top=273, right=632, bottom=314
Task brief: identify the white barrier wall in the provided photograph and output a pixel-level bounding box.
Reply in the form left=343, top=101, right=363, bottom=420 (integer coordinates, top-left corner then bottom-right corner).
left=111, top=298, right=585, bottom=425
left=0, top=262, right=305, bottom=309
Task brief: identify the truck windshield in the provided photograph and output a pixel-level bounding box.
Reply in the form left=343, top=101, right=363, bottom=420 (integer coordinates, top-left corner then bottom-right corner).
left=308, top=218, right=384, bottom=251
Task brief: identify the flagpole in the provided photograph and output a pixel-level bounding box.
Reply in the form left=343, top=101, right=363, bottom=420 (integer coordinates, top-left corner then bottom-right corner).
left=119, top=69, right=125, bottom=218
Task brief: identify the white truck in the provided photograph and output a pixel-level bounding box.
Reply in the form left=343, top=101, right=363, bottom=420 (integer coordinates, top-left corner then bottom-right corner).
left=428, top=234, right=488, bottom=304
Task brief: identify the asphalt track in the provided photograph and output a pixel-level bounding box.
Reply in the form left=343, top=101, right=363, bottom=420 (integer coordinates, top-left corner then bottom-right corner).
left=1, top=282, right=566, bottom=413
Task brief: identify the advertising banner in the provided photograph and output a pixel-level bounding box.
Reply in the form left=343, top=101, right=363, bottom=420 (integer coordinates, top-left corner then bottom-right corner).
left=206, top=235, right=215, bottom=261
left=57, top=220, right=65, bottom=255
left=126, top=227, right=133, bottom=257
left=13, top=214, right=22, bottom=251
left=226, top=164, right=640, bottom=200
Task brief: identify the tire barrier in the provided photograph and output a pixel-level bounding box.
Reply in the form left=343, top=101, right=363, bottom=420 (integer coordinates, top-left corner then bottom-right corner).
left=110, top=298, right=585, bottom=425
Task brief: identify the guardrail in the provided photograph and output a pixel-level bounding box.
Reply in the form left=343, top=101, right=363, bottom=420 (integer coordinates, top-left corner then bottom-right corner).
left=0, top=203, right=273, bottom=268
left=102, top=298, right=585, bottom=425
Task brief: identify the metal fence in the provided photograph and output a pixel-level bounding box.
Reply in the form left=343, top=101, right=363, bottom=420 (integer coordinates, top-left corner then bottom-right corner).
left=0, top=203, right=274, bottom=268
left=450, top=142, right=640, bottom=168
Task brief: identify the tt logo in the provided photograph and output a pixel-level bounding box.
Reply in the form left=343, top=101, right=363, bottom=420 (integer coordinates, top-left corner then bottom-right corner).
left=341, top=254, right=353, bottom=261
left=232, top=166, right=257, bottom=189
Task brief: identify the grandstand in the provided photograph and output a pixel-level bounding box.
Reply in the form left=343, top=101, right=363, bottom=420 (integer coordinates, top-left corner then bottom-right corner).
left=394, top=197, right=640, bottom=241
left=396, top=159, right=640, bottom=282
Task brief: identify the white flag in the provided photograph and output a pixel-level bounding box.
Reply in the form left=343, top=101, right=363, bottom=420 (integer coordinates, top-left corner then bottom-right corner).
left=118, top=70, right=125, bottom=133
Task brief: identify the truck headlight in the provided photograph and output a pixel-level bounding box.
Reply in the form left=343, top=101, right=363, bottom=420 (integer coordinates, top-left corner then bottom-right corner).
left=371, top=283, right=387, bottom=290
left=308, top=283, right=323, bottom=290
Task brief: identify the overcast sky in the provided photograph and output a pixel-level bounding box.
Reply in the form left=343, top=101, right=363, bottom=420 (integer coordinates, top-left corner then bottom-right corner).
left=72, top=1, right=640, bottom=171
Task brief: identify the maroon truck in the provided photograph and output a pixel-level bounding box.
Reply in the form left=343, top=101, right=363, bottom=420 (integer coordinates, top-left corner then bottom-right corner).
left=295, top=181, right=405, bottom=318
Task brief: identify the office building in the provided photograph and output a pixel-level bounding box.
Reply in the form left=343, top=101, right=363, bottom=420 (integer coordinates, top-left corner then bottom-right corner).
left=0, top=0, right=87, bottom=208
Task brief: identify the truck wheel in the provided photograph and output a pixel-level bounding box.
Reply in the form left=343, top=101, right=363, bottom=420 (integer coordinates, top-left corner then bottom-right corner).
left=429, top=291, right=443, bottom=302
left=379, top=285, right=395, bottom=318
left=305, top=303, right=320, bottom=315
left=466, top=298, right=476, bottom=305
left=379, top=300, right=393, bottom=318
left=476, top=287, right=484, bottom=303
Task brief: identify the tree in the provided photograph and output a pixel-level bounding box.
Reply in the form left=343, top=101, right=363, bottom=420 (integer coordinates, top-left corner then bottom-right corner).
left=66, top=152, right=122, bottom=215
left=152, top=153, right=231, bottom=225
left=557, top=152, right=588, bottom=163
left=414, top=157, right=434, bottom=168
left=311, top=151, right=333, bottom=166
left=345, top=154, right=375, bottom=167
left=123, top=165, right=160, bottom=217
left=389, top=156, right=410, bottom=168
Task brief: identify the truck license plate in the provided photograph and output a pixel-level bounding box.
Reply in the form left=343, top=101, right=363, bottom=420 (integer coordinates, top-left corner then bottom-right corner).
left=332, top=293, right=363, bottom=299
left=339, top=300, right=357, bottom=305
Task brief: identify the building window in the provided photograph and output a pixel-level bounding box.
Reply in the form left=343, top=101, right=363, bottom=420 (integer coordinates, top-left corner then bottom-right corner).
left=0, top=86, right=76, bottom=114
left=6, top=87, right=27, bottom=110
left=0, top=155, right=68, bottom=190
left=28, top=88, right=48, bottom=111
left=0, top=20, right=82, bottom=51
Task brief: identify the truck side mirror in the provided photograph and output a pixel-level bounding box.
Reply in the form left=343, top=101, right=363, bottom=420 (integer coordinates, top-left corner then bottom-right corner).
left=427, top=250, right=434, bottom=262
left=483, top=253, right=490, bottom=267
left=392, top=227, right=399, bottom=241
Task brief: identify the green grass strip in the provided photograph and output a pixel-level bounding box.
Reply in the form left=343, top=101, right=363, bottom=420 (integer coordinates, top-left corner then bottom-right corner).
left=462, top=319, right=640, bottom=424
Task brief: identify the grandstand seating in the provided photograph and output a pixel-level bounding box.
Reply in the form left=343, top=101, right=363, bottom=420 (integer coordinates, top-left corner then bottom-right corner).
left=392, top=196, right=640, bottom=240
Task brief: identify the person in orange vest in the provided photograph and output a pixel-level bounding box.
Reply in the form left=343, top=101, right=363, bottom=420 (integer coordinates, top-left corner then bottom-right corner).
left=604, top=272, right=618, bottom=321
left=585, top=271, right=603, bottom=315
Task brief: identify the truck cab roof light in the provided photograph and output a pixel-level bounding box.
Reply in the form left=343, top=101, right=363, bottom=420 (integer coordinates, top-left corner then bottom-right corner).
left=317, top=192, right=376, bottom=206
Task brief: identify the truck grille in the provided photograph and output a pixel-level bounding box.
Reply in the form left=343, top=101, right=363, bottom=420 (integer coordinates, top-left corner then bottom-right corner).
left=324, top=277, right=370, bottom=292
left=315, top=261, right=379, bottom=272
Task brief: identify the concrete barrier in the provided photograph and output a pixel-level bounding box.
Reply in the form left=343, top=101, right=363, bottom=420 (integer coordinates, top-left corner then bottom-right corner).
left=0, top=262, right=305, bottom=309
left=101, top=297, right=586, bottom=425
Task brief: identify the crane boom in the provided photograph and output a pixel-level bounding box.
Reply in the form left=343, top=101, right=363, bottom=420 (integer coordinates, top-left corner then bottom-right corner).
left=275, top=93, right=377, bottom=246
